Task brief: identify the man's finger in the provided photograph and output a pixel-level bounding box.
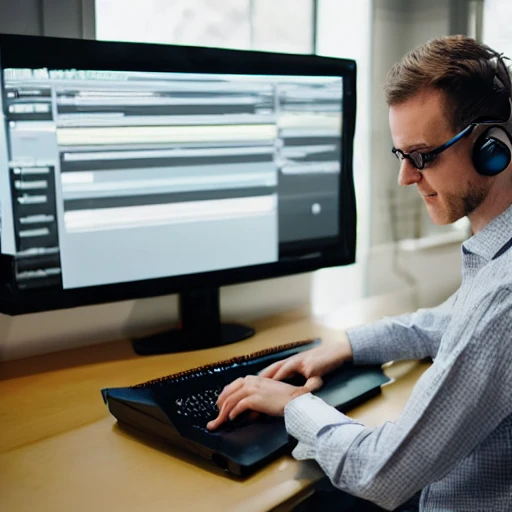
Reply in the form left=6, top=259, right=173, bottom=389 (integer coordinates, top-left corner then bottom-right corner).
left=208, top=385, right=247, bottom=430
left=272, top=360, right=299, bottom=381
left=207, top=400, right=237, bottom=430
left=228, top=397, right=253, bottom=421
left=303, top=376, right=323, bottom=392
left=215, top=388, right=249, bottom=425
left=258, top=360, right=283, bottom=379
left=217, top=377, right=244, bottom=408
left=206, top=413, right=226, bottom=431
left=207, top=397, right=236, bottom=430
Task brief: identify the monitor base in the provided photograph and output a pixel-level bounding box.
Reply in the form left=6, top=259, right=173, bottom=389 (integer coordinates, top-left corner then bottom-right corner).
left=132, top=323, right=255, bottom=355
left=132, top=287, right=255, bottom=355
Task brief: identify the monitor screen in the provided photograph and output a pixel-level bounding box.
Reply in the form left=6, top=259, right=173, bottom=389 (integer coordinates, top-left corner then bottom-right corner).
left=0, top=35, right=356, bottom=353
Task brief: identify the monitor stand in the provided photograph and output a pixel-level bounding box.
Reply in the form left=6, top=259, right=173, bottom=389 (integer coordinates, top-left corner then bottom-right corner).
left=131, top=287, right=255, bottom=355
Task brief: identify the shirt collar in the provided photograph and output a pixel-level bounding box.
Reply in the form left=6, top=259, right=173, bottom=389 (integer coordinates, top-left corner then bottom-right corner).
left=462, top=203, right=512, bottom=261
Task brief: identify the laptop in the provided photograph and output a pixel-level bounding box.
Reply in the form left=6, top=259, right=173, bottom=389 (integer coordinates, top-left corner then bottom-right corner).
left=101, top=339, right=390, bottom=476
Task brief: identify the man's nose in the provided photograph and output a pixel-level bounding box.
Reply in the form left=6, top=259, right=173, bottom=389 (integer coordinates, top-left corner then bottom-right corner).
left=398, top=160, right=422, bottom=186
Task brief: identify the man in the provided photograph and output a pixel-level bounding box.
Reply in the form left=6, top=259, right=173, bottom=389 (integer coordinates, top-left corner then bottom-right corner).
left=208, top=35, right=512, bottom=512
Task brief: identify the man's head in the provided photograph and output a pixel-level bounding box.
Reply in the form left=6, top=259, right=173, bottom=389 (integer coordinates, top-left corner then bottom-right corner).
left=385, top=35, right=512, bottom=230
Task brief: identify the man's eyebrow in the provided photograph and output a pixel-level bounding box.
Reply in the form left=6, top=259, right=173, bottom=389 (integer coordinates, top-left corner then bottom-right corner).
left=400, top=143, right=434, bottom=152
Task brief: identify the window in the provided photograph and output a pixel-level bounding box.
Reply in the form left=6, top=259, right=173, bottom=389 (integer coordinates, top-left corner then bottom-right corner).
left=483, top=0, right=512, bottom=59
left=95, top=0, right=313, bottom=54
left=316, top=0, right=371, bottom=257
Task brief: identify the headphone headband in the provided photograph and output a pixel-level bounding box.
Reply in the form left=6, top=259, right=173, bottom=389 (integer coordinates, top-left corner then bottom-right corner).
left=488, top=51, right=511, bottom=93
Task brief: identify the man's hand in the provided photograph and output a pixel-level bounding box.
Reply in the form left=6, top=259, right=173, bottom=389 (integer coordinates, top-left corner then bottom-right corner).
left=206, top=375, right=323, bottom=431
left=259, top=334, right=353, bottom=381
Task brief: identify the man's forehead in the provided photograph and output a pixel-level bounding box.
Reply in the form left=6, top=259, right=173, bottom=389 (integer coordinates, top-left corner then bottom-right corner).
left=389, top=89, right=452, bottom=150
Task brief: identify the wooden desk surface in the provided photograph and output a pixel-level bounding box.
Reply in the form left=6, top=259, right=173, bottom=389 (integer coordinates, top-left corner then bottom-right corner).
left=0, top=304, right=429, bottom=512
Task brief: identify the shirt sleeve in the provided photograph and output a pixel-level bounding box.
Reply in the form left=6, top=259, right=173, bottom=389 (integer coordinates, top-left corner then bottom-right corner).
left=346, top=292, right=456, bottom=365
left=284, top=287, right=512, bottom=511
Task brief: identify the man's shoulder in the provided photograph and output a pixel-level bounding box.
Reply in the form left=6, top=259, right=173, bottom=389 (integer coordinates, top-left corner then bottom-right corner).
left=462, top=256, right=512, bottom=313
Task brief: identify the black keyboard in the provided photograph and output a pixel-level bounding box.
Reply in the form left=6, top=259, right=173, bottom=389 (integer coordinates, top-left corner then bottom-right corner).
left=174, top=385, right=223, bottom=428
left=101, top=338, right=391, bottom=476
left=174, top=384, right=258, bottom=431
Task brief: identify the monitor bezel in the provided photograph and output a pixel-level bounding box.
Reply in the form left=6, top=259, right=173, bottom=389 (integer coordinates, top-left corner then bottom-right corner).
left=0, top=33, right=357, bottom=315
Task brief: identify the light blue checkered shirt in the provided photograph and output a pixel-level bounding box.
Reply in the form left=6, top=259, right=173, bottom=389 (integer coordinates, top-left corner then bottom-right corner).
left=285, top=204, right=512, bottom=511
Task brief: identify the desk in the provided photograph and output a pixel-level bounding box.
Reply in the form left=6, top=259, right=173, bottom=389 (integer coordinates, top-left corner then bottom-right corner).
left=0, top=303, right=429, bottom=512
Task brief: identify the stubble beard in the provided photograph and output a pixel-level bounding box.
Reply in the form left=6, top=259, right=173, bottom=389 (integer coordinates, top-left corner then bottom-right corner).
left=445, top=181, right=490, bottom=223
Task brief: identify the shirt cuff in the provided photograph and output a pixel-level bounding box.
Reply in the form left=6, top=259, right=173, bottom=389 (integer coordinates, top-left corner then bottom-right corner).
left=285, top=393, right=367, bottom=462
left=284, top=393, right=363, bottom=446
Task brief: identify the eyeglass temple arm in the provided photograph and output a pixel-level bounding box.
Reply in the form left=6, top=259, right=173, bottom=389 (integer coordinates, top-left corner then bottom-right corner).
left=428, top=124, right=477, bottom=156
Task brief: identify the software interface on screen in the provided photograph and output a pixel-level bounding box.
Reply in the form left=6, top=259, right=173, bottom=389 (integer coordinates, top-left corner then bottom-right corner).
left=0, top=68, right=343, bottom=292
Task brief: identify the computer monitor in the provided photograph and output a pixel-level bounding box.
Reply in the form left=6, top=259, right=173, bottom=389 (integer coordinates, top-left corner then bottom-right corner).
left=0, top=34, right=356, bottom=355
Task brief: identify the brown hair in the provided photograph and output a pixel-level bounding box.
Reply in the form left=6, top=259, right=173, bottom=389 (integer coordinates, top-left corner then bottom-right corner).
left=384, top=35, right=512, bottom=132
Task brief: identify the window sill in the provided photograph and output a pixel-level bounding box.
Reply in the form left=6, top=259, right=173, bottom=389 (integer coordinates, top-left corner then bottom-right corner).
left=398, top=230, right=470, bottom=251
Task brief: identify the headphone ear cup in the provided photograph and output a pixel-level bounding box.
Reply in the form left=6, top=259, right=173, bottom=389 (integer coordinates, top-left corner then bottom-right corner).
left=472, top=127, right=512, bottom=176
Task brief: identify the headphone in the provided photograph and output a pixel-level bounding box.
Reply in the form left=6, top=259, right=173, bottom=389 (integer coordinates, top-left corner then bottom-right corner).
left=472, top=56, right=512, bottom=176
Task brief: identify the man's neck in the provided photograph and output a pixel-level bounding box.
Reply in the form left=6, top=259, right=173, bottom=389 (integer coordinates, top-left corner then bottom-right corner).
left=469, top=191, right=512, bottom=234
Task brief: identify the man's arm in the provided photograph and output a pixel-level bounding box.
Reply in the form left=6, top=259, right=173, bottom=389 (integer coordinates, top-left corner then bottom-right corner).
left=258, top=292, right=457, bottom=383
left=285, top=287, right=512, bottom=510
left=347, top=292, right=456, bottom=365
